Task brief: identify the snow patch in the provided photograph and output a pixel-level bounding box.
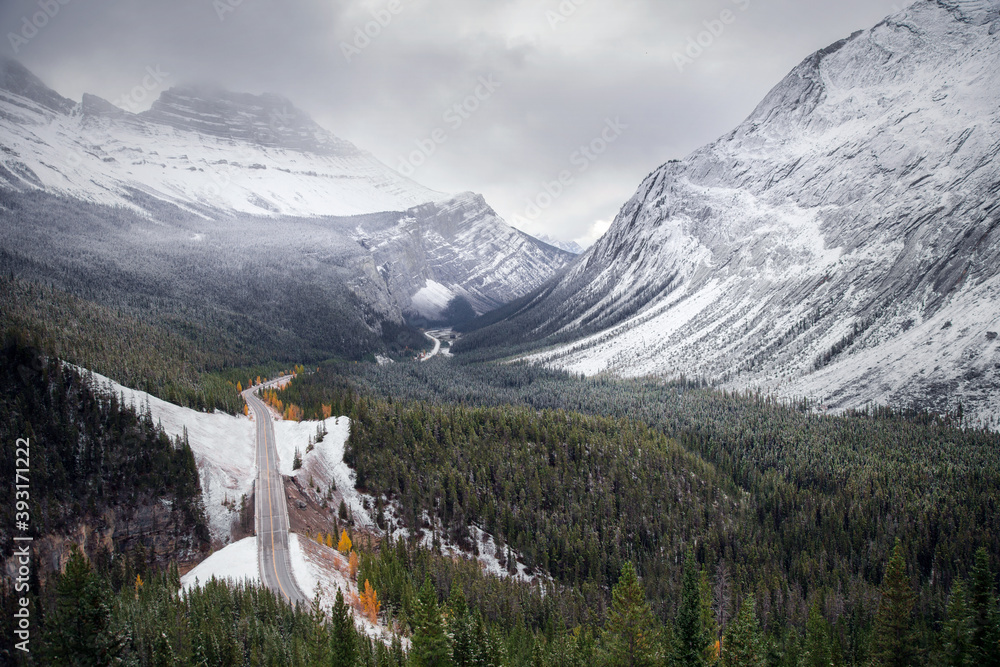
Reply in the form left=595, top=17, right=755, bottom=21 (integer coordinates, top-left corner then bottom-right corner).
left=181, top=537, right=260, bottom=593
left=409, top=279, right=454, bottom=319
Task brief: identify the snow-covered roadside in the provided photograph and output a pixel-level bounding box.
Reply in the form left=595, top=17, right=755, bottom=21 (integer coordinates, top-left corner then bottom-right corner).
left=271, top=416, right=375, bottom=528
left=180, top=537, right=260, bottom=593
left=84, top=369, right=256, bottom=544
left=289, top=534, right=404, bottom=646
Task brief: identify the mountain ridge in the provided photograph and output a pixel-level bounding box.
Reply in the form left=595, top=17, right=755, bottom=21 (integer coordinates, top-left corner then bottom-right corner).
left=459, top=0, right=1000, bottom=428
left=0, top=60, right=573, bottom=340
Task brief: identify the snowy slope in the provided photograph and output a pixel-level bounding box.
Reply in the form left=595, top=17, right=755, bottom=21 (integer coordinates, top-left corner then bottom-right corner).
left=496, top=0, right=1000, bottom=427
left=181, top=537, right=261, bottom=593
left=87, top=369, right=256, bottom=543
left=0, top=62, right=441, bottom=217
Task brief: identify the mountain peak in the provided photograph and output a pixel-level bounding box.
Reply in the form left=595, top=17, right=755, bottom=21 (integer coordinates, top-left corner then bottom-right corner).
left=0, top=57, right=75, bottom=114
left=140, top=85, right=361, bottom=156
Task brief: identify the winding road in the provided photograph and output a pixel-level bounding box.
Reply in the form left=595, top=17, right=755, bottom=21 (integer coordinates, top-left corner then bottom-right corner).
left=243, top=379, right=307, bottom=607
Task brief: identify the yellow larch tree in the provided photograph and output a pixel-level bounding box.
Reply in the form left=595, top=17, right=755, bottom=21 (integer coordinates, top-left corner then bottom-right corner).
left=348, top=550, right=359, bottom=580
left=337, top=529, right=352, bottom=553
left=360, top=580, right=380, bottom=624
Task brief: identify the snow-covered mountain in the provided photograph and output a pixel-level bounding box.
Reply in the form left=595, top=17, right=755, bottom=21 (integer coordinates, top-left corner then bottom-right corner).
left=353, top=194, right=573, bottom=318
left=469, top=0, right=1000, bottom=427
left=0, top=58, right=572, bottom=324
left=533, top=234, right=585, bottom=255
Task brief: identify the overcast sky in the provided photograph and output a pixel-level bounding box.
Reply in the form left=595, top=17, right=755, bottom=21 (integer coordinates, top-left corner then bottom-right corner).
left=2, top=0, right=908, bottom=246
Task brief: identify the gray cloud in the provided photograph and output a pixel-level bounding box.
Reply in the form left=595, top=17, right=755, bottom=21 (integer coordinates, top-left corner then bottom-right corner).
left=2, top=0, right=908, bottom=245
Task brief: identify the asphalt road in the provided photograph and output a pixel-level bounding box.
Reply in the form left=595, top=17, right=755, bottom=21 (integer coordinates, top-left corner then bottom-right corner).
left=421, top=331, right=442, bottom=361
left=243, top=379, right=308, bottom=607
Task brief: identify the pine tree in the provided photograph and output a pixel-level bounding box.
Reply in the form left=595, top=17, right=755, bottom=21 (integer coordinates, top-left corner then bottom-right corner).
left=448, top=585, right=475, bottom=667
left=699, top=567, right=719, bottom=664
left=941, top=579, right=972, bottom=667
left=330, top=588, right=356, bottom=667
left=720, top=598, right=763, bottom=667
left=605, top=562, right=660, bottom=666
left=801, top=599, right=832, bottom=667
left=677, top=549, right=708, bottom=666
left=40, top=546, right=121, bottom=665
left=411, top=577, right=452, bottom=667
left=969, top=547, right=1000, bottom=667
left=870, top=540, right=917, bottom=667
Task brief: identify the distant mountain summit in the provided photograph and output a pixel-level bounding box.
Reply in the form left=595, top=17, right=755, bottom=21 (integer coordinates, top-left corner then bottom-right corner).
left=0, top=62, right=572, bottom=328
left=140, top=86, right=361, bottom=157
left=463, top=0, right=1000, bottom=426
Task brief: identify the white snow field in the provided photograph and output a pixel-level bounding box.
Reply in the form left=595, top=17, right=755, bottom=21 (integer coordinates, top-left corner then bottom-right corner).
left=86, top=369, right=256, bottom=544
left=180, top=536, right=260, bottom=593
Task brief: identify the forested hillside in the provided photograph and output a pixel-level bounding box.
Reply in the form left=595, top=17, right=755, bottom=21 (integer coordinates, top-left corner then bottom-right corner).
left=0, top=190, right=427, bottom=386
left=270, top=359, right=1000, bottom=664
left=0, top=335, right=212, bottom=660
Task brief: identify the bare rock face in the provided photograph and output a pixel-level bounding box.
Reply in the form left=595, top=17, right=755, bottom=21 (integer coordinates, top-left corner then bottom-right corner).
left=4, top=500, right=207, bottom=587
left=494, top=0, right=1000, bottom=427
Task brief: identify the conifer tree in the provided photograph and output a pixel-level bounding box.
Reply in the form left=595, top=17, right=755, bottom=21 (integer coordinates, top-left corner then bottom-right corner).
left=969, top=547, right=1000, bottom=667
left=801, top=599, right=832, bottom=667
left=720, top=598, right=763, bottom=667
left=870, top=540, right=917, bottom=667
left=448, top=584, right=476, bottom=667
left=330, top=588, right=356, bottom=667
left=410, top=577, right=452, bottom=667
left=605, top=562, right=660, bottom=666
left=700, top=567, right=719, bottom=664
left=677, top=549, right=708, bottom=666
left=40, top=546, right=121, bottom=665
left=941, top=579, right=972, bottom=667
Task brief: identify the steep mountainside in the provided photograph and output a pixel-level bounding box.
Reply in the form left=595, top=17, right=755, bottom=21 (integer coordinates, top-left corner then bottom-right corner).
left=0, top=59, right=572, bottom=337
left=352, top=193, right=573, bottom=317
left=462, top=0, right=1000, bottom=427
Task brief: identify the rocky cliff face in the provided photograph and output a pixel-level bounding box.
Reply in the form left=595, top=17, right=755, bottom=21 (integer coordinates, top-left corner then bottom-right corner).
left=483, top=0, right=1000, bottom=426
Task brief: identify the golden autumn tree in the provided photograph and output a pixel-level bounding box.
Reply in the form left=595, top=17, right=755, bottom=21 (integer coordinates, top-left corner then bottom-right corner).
left=360, top=580, right=380, bottom=624
left=236, top=381, right=242, bottom=393
left=349, top=551, right=359, bottom=580
left=338, top=530, right=352, bottom=553
left=326, top=533, right=334, bottom=549
left=322, top=404, right=333, bottom=419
